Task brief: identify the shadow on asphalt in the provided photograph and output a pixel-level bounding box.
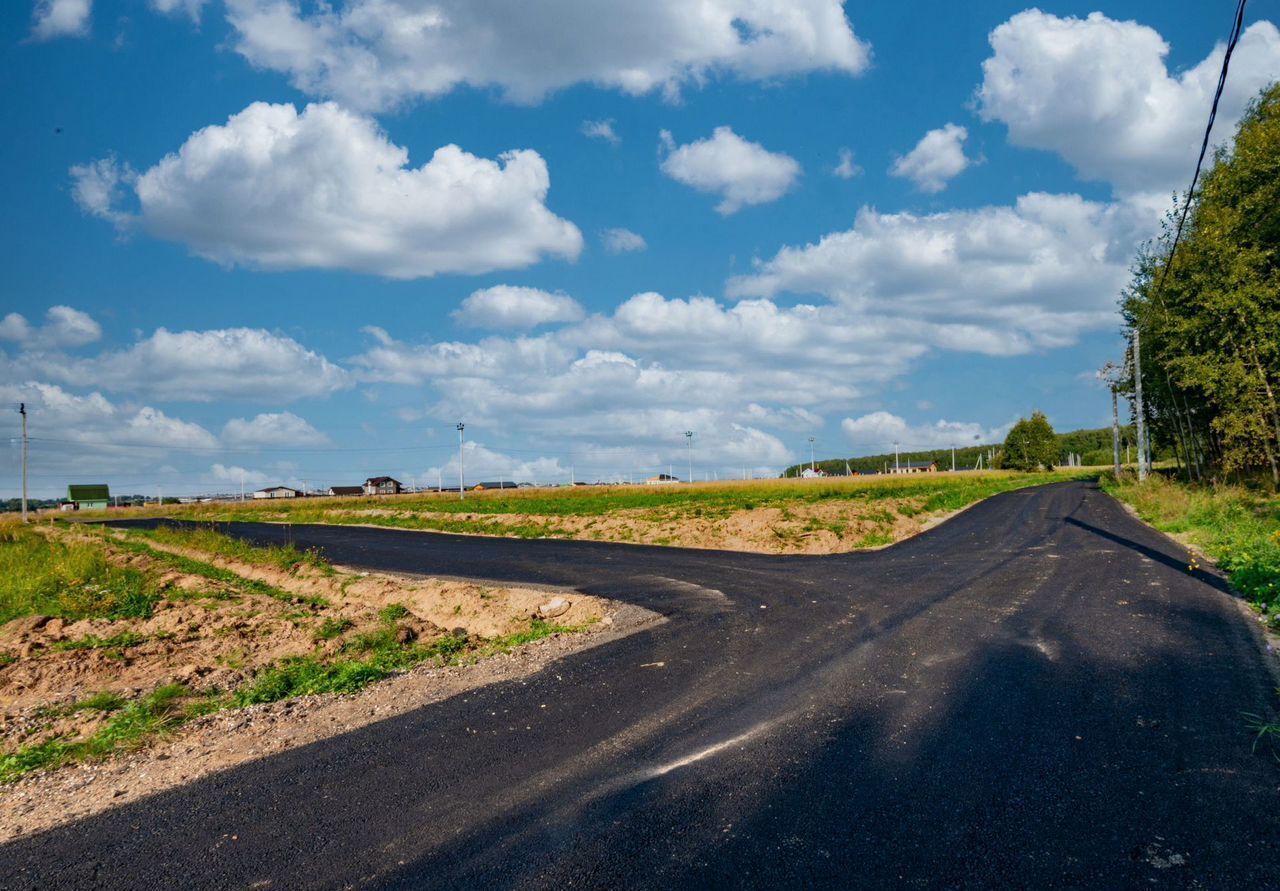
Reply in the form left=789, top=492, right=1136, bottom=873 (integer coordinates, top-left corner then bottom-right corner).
left=373, top=601, right=1279, bottom=889
left=1064, top=516, right=1233, bottom=595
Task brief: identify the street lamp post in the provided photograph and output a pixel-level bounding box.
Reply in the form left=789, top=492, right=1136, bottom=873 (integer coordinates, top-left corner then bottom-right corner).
left=684, top=431, right=693, bottom=484
left=893, top=441, right=900, bottom=473
left=457, top=422, right=466, bottom=501
left=808, top=436, right=815, bottom=472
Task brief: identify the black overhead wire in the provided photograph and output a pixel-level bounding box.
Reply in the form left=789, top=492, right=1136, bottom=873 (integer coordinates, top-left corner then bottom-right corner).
left=1151, top=0, right=1249, bottom=307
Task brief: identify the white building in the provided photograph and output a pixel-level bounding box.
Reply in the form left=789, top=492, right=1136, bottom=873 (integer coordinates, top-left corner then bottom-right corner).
left=253, top=486, right=302, bottom=499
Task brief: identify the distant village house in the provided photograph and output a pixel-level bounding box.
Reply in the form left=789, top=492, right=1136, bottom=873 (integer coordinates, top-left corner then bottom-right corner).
left=363, top=476, right=402, bottom=495
left=889, top=461, right=938, bottom=475
left=63, top=484, right=110, bottom=510
left=253, top=486, right=302, bottom=499
left=327, top=485, right=364, bottom=497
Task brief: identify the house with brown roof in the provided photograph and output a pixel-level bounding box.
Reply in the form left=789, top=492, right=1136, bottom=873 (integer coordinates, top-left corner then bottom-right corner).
left=363, top=476, right=402, bottom=495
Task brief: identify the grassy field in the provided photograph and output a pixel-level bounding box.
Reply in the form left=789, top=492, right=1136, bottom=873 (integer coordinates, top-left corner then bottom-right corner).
left=1104, top=476, right=1280, bottom=632
left=135, top=470, right=1096, bottom=554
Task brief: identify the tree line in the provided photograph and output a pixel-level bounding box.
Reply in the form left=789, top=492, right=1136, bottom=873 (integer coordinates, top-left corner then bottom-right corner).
left=1120, top=83, right=1280, bottom=486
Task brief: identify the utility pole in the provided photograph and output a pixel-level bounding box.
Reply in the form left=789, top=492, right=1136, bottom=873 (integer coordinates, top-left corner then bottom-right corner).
left=457, top=422, right=466, bottom=500
left=893, top=441, right=900, bottom=473
left=1133, top=329, right=1148, bottom=481
left=808, top=436, right=816, bottom=472
left=685, top=431, right=693, bottom=484
left=951, top=444, right=956, bottom=472
left=19, top=403, right=28, bottom=523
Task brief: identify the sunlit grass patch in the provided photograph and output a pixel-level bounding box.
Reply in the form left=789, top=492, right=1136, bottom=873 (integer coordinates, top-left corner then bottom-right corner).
left=0, top=521, right=159, bottom=624
left=1105, top=476, right=1280, bottom=624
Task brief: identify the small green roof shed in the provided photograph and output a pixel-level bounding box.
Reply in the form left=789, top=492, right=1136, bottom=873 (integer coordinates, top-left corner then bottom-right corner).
left=68, top=484, right=110, bottom=509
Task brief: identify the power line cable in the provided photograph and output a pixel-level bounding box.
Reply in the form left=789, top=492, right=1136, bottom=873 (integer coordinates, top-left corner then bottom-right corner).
left=1151, top=0, right=1249, bottom=305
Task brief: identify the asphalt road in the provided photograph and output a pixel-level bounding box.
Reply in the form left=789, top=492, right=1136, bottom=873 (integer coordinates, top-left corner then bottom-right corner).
left=4, top=481, right=1278, bottom=889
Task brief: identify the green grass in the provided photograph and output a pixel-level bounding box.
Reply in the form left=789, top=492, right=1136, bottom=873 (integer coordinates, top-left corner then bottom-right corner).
left=69, top=691, right=127, bottom=714
left=1104, top=476, right=1280, bottom=628
left=378, top=603, right=409, bottom=622
left=314, top=617, right=353, bottom=640
left=0, top=521, right=159, bottom=624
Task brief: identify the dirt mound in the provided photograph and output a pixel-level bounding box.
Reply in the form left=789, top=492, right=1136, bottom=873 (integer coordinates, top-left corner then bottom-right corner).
left=0, top=529, right=607, bottom=763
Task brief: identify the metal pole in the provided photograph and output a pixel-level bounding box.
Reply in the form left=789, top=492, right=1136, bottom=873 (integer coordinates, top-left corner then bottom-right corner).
left=808, top=436, right=815, bottom=472
left=685, top=431, right=693, bottom=484
left=457, top=423, right=465, bottom=500
left=951, top=445, right=955, bottom=472
left=19, top=403, right=28, bottom=523
left=1133, top=329, right=1148, bottom=481
left=893, top=441, right=900, bottom=473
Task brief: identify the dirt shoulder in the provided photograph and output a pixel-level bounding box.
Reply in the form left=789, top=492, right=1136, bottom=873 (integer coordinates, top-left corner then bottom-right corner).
left=328, top=497, right=935, bottom=554
left=0, top=601, right=658, bottom=841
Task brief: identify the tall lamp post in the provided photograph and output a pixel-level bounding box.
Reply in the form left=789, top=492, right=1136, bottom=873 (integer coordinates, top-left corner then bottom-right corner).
left=457, top=422, right=466, bottom=501
left=684, top=431, right=693, bottom=484
left=893, top=440, right=900, bottom=473
left=808, top=436, right=816, bottom=472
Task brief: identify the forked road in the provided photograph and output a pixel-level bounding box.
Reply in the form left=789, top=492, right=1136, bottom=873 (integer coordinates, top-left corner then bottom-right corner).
left=5, top=481, right=1279, bottom=888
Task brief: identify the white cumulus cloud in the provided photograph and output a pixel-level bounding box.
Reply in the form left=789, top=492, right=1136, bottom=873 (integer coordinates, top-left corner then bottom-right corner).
left=149, top=0, right=205, bottom=21
left=0, top=306, right=101, bottom=350
left=452, top=286, right=585, bottom=330
left=221, top=412, right=329, bottom=447
left=660, top=126, right=801, bottom=215
left=977, top=11, right=1280, bottom=194
left=224, top=0, right=870, bottom=111
left=1, top=381, right=216, bottom=450
left=211, top=463, right=271, bottom=488
left=840, top=411, right=1011, bottom=453
left=581, top=119, right=620, bottom=146
left=890, top=123, right=971, bottom=193
left=833, top=148, right=862, bottom=179
left=71, top=101, right=582, bottom=279
left=601, top=228, right=647, bottom=254
left=20, top=327, right=351, bottom=403
left=30, top=0, right=91, bottom=40
left=729, top=192, right=1150, bottom=354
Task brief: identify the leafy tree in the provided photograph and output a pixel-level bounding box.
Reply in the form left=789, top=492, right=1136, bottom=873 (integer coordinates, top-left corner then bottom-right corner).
left=1000, top=412, right=1057, bottom=471
left=1121, top=82, right=1280, bottom=485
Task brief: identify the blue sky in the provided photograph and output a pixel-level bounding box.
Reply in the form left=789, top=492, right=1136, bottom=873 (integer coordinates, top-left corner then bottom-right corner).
left=2, top=1, right=1278, bottom=496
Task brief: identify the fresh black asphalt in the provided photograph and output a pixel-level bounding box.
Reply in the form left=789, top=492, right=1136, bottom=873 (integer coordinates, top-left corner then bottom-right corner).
left=4, top=481, right=1278, bottom=888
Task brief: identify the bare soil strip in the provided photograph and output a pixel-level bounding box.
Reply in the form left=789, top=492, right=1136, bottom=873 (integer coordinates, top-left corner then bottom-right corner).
left=0, top=603, right=657, bottom=841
